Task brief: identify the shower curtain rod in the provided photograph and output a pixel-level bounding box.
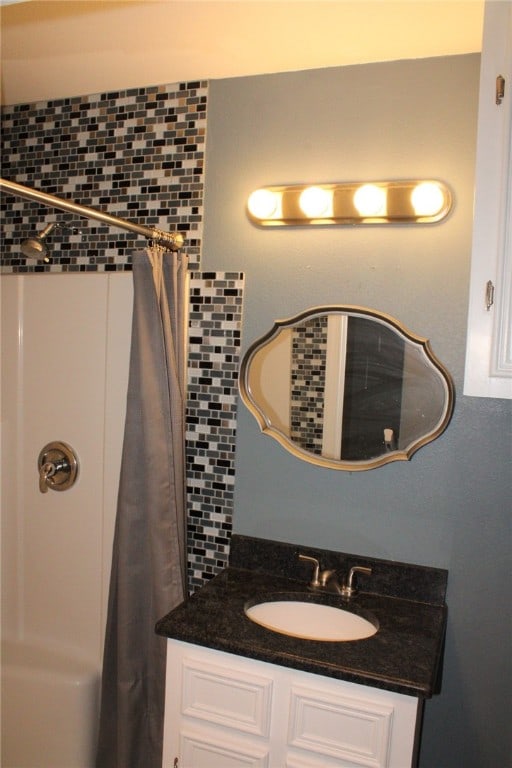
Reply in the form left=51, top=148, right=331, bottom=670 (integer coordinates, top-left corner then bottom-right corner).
left=0, top=177, right=184, bottom=251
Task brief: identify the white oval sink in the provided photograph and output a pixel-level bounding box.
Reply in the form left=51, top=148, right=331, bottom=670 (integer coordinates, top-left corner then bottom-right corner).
left=245, top=600, right=378, bottom=641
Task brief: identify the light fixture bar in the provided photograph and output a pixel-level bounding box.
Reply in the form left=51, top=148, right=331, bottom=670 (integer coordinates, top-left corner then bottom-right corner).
left=247, top=180, right=452, bottom=226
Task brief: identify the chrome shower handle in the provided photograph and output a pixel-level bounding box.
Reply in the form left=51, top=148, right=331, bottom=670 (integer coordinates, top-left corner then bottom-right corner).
left=39, top=461, right=56, bottom=493
left=37, top=441, right=79, bottom=494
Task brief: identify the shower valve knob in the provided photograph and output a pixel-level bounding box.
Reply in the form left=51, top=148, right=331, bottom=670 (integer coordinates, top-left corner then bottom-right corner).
left=37, top=441, right=79, bottom=494
left=39, top=461, right=56, bottom=493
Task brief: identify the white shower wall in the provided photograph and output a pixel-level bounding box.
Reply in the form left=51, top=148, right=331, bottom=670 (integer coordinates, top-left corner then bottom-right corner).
left=1, top=272, right=133, bottom=664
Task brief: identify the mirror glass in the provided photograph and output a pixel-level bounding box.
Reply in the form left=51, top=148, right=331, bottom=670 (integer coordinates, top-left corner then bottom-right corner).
left=239, top=306, right=454, bottom=470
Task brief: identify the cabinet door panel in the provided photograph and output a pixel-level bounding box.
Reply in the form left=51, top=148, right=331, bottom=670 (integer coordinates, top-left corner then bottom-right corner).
left=180, top=729, right=269, bottom=768
left=182, top=657, right=273, bottom=736
left=286, top=751, right=374, bottom=768
left=288, top=685, right=393, bottom=767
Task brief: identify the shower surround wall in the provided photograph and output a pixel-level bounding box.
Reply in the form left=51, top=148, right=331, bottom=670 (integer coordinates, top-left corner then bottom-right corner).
left=1, top=80, right=243, bottom=635
left=1, top=272, right=132, bottom=766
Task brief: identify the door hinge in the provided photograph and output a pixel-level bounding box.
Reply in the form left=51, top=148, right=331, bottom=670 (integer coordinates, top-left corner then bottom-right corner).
left=496, top=74, right=505, bottom=105
left=485, top=280, right=495, bottom=311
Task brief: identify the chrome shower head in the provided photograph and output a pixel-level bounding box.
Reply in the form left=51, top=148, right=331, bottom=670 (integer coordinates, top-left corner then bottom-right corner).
left=20, top=221, right=84, bottom=262
left=20, top=222, right=56, bottom=262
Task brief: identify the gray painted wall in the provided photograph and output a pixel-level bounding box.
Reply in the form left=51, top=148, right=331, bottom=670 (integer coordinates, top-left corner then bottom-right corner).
left=202, top=55, right=511, bottom=768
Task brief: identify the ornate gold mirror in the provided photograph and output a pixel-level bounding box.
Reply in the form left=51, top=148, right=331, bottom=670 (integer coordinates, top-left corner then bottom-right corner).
left=239, top=306, right=454, bottom=470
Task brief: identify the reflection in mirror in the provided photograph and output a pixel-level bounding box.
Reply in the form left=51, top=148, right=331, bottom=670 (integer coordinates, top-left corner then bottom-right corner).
left=239, top=306, right=454, bottom=470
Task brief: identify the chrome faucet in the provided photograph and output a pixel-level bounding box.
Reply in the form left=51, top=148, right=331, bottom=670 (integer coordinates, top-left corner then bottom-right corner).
left=299, top=554, right=372, bottom=598
left=298, top=554, right=343, bottom=593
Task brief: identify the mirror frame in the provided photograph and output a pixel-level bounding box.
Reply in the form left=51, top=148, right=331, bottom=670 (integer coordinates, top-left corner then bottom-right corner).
left=239, top=305, right=455, bottom=471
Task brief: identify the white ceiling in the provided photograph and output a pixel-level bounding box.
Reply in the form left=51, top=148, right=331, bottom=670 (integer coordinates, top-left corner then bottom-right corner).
left=1, top=1, right=484, bottom=105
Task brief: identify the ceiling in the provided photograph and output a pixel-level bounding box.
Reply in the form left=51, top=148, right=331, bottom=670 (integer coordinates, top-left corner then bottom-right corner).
left=1, top=1, right=484, bottom=105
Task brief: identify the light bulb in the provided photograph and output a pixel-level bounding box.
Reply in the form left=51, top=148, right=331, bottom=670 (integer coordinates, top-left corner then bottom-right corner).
left=411, top=182, right=445, bottom=217
left=247, top=189, right=280, bottom=220
left=299, top=186, right=332, bottom=218
left=353, top=184, right=387, bottom=217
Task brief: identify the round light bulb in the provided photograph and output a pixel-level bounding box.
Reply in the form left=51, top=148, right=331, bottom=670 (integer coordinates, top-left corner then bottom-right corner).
left=247, top=189, right=280, bottom=220
left=299, top=186, right=332, bottom=218
left=411, top=182, right=445, bottom=217
left=353, top=184, right=386, bottom=217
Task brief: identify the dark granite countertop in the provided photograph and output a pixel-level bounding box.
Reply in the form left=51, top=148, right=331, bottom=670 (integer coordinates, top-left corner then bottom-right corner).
left=156, top=535, right=448, bottom=699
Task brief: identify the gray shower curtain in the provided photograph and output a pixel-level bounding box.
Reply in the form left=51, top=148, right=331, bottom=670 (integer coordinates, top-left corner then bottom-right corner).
left=96, top=247, right=189, bottom=768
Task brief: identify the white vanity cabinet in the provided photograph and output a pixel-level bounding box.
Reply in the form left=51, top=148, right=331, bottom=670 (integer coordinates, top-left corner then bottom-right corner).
left=464, top=0, right=512, bottom=398
left=162, top=639, right=421, bottom=768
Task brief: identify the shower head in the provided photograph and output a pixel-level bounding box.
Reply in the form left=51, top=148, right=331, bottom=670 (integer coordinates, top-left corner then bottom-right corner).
left=20, top=223, right=56, bottom=262
left=20, top=220, right=84, bottom=262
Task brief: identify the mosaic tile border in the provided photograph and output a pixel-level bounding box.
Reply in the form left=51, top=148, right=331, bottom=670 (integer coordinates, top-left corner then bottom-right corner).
left=187, top=272, right=245, bottom=590
left=1, top=81, right=207, bottom=273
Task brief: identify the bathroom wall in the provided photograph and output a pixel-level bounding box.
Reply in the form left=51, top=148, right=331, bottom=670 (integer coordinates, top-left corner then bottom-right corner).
left=202, top=56, right=511, bottom=768
left=1, top=81, right=244, bottom=592
left=2, top=53, right=510, bottom=768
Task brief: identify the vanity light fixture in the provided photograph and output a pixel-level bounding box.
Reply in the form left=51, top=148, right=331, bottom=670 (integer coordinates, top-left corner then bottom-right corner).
left=246, top=180, right=452, bottom=226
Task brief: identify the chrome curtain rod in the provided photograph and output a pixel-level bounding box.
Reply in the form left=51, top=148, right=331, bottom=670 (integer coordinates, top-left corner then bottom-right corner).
left=0, top=177, right=184, bottom=251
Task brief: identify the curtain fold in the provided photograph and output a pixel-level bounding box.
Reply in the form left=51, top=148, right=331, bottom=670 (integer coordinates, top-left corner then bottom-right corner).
left=96, top=247, right=189, bottom=768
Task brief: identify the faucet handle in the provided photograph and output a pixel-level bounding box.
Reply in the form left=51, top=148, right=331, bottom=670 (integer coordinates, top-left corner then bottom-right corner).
left=298, top=554, right=321, bottom=587
left=341, top=566, right=372, bottom=598
left=39, top=461, right=55, bottom=493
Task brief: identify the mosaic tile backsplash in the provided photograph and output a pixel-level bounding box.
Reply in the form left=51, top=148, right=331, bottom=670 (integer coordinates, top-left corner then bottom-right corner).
left=1, top=82, right=244, bottom=592
left=1, top=81, right=207, bottom=272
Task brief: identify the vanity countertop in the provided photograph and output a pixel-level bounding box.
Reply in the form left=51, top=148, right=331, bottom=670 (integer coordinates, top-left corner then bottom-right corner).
left=156, top=535, right=448, bottom=699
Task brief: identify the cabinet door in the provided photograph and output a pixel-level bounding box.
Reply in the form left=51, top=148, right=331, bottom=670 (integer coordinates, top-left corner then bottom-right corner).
left=282, top=676, right=419, bottom=768
left=464, top=0, right=512, bottom=398
left=163, top=640, right=273, bottom=768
